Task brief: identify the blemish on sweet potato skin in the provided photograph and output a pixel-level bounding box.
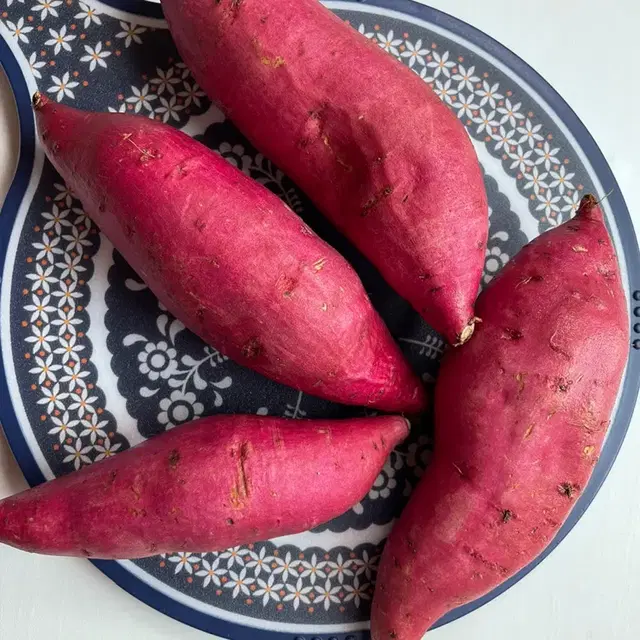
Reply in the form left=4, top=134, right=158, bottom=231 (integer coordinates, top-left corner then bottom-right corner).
left=502, top=328, right=523, bottom=341
left=241, top=337, right=262, bottom=359
left=500, top=509, right=513, bottom=523
left=558, top=482, right=579, bottom=499
left=168, top=449, right=180, bottom=469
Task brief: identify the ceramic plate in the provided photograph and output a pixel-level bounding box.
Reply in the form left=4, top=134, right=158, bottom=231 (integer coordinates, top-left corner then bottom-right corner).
left=1, top=1, right=639, bottom=638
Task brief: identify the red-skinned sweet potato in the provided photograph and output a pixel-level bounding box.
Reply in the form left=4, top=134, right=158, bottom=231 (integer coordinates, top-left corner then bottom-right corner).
left=371, top=196, right=629, bottom=638
left=32, top=93, right=425, bottom=413
left=161, top=0, right=488, bottom=345
left=0, top=414, right=408, bottom=558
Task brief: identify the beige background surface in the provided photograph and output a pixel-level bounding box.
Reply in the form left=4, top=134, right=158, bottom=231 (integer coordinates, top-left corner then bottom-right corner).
left=1, top=0, right=639, bottom=638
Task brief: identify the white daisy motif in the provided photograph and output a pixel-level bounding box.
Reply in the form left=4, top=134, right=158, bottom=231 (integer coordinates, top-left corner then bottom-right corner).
left=352, top=549, right=379, bottom=580
left=52, top=280, right=82, bottom=307
left=74, top=1, right=102, bottom=28
left=522, top=166, right=549, bottom=194
left=376, top=30, right=402, bottom=56
left=536, top=191, right=562, bottom=217
left=6, top=18, right=33, bottom=44
left=26, top=262, right=57, bottom=292
left=283, top=578, right=313, bottom=610
left=272, top=552, right=298, bottom=582
left=29, top=353, right=61, bottom=384
left=60, top=361, right=91, bottom=391
left=53, top=183, right=75, bottom=208
left=150, top=67, right=180, bottom=95
left=412, top=65, right=433, bottom=84
left=79, top=413, right=109, bottom=443
left=51, top=307, right=82, bottom=336
left=25, top=324, right=57, bottom=353
left=401, top=38, right=428, bottom=67
left=196, top=557, right=228, bottom=588
left=475, top=80, right=503, bottom=108
left=298, top=553, right=327, bottom=585
left=67, top=387, right=96, bottom=418
left=42, top=203, right=72, bottom=233
left=517, top=118, right=544, bottom=148
left=492, top=125, right=517, bottom=152
left=219, top=546, right=249, bottom=569
left=62, top=225, right=91, bottom=253
left=80, top=42, right=111, bottom=72
left=45, top=26, right=76, bottom=56
left=115, top=21, right=146, bottom=48
left=28, top=52, right=46, bottom=80
left=508, top=145, right=534, bottom=172
left=125, top=84, right=157, bottom=113
left=497, top=98, right=524, bottom=128
left=426, top=50, right=455, bottom=78
left=55, top=252, right=86, bottom=280
left=562, top=190, right=581, bottom=216
left=24, top=293, right=55, bottom=323
left=7, top=0, right=26, bottom=6
left=37, top=382, right=69, bottom=414
left=453, top=93, right=480, bottom=120
left=31, top=0, right=62, bottom=20
left=357, top=23, right=374, bottom=39
left=452, top=63, right=480, bottom=92
left=174, top=61, right=191, bottom=80
left=32, top=233, right=62, bottom=261
left=158, top=390, right=204, bottom=429
left=48, top=411, right=79, bottom=443
left=47, top=72, right=79, bottom=102
left=178, top=81, right=205, bottom=108
left=94, top=438, right=122, bottom=461
left=70, top=206, right=92, bottom=229
left=314, top=578, right=341, bottom=611
left=246, top=547, right=273, bottom=577
left=138, top=340, right=177, bottom=381
left=433, top=78, right=457, bottom=105
left=368, top=456, right=399, bottom=500
left=108, top=104, right=127, bottom=114
left=62, top=438, right=92, bottom=470
left=325, top=553, right=355, bottom=584
left=548, top=165, right=575, bottom=195
left=155, top=95, right=183, bottom=123
left=535, top=141, right=561, bottom=170
left=474, top=108, right=499, bottom=136
left=225, top=568, right=255, bottom=598
left=343, top=576, right=371, bottom=608
left=254, top=574, right=284, bottom=606
left=54, top=334, right=85, bottom=365
left=484, top=243, right=510, bottom=282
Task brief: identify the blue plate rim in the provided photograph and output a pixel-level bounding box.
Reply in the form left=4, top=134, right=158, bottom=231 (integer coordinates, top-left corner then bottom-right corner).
left=1, top=1, right=639, bottom=639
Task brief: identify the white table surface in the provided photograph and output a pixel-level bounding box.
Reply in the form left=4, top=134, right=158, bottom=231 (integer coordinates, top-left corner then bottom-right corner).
left=1, top=0, right=639, bottom=638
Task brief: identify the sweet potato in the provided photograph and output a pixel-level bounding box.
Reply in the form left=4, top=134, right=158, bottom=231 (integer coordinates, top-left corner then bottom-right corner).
left=0, top=414, right=408, bottom=558
left=371, top=196, right=629, bottom=638
left=161, top=0, right=488, bottom=345
left=32, top=93, right=425, bottom=412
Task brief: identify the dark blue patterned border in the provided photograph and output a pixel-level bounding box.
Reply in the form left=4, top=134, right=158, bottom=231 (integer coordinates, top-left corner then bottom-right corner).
left=1, top=1, right=639, bottom=639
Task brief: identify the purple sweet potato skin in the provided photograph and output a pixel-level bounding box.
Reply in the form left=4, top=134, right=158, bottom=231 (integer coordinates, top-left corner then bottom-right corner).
left=0, top=414, right=408, bottom=558
left=33, top=94, right=425, bottom=413
left=161, top=0, right=488, bottom=345
left=371, top=196, right=629, bottom=638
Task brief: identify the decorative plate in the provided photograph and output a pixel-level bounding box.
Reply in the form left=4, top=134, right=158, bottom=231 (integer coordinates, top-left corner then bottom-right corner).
left=1, top=0, right=639, bottom=638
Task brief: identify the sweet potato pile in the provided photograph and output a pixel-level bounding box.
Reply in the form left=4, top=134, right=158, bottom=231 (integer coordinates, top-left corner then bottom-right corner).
left=0, top=2, right=630, bottom=639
